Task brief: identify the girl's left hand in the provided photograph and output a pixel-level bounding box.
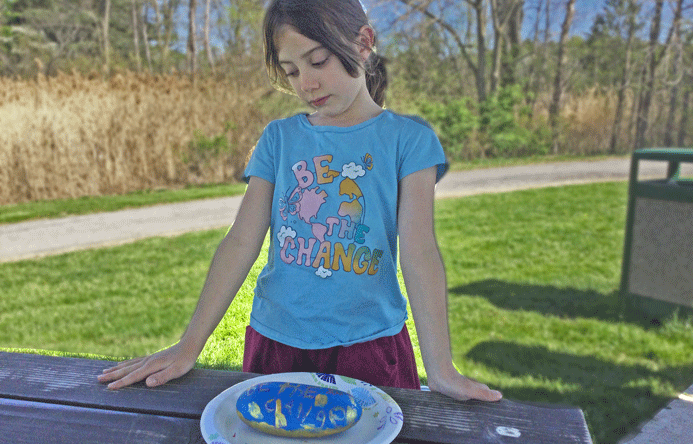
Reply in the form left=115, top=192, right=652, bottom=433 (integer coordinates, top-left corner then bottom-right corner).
left=427, top=368, right=503, bottom=402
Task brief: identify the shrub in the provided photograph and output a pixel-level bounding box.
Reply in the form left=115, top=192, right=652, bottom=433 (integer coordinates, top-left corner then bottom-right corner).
left=417, top=96, right=478, bottom=160
left=417, top=86, right=552, bottom=160
left=480, top=85, right=551, bottom=158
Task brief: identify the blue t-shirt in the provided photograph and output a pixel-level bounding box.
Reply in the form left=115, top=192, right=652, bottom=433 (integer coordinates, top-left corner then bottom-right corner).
left=243, top=110, right=447, bottom=349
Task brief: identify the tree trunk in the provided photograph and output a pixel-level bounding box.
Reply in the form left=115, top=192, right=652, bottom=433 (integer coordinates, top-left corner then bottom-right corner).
left=663, top=53, right=680, bottom=149
left=501, top=0, right=523, bottom=88
left=489, top=0, right=503, bottom=95
left=150, top=0, right=165, bottom=70
left=609, top=0, right=637, bottom=154
left=525, top=0, right=544, bottom=117
left=663, top=0, right=683, bottom=148
left=473, top=0, right=487, bottom=103
left=544, top=0, right=550, bottom=44
left=142, top=1, right=153, bottom=72
left=102, top=0, right=111, bottom=74
left=677, top=76, right=690, bottom=147
left=162, top=1, right=175, bottom=71
left=204, top=0, right=215, bottom=74
left=132, top=0, right=142, bottom=72
left=634, top=0, right=663, bottom=150
left=549, top=0, right=576, bottom=154
left=188, top=0, right=197, bottom=77
left=489, top=0, right=523, bottom=94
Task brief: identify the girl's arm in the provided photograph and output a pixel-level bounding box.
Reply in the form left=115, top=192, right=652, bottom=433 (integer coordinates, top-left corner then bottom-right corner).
left=98, top=176, right=274, bottom=390
left=398, top=167, right=502, bottom=402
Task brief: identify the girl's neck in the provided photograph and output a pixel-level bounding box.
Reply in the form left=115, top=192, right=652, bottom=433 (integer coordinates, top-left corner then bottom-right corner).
left=307, top=104, right=383, bottom=127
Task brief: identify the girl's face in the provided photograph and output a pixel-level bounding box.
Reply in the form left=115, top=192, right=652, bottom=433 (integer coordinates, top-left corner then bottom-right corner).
left=276, top=25, right=381, bottom=127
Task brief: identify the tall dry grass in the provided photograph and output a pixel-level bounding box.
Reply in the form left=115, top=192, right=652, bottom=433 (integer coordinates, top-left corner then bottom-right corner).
left=562, top=89, right=623, bottom=155
left=555, top=87, right=690, bottom=155
left=0, top=71, right=268, bottom=205
left=2, top=71, right=686, bottom=206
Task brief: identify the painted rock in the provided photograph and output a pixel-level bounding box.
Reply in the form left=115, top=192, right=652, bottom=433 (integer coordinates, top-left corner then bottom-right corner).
left=236, top=381, right=362, bottom=438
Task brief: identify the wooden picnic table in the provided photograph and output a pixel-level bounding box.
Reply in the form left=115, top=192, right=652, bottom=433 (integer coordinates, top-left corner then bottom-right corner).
left=0, top=352, right=592, bottom=443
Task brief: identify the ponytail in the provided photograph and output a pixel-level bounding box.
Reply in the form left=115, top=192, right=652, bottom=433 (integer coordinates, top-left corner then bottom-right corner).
left=366, top=52, right=388, bottom=107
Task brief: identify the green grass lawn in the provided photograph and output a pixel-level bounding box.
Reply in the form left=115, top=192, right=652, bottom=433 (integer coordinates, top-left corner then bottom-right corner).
left=2, top=181, right=692, bottom=444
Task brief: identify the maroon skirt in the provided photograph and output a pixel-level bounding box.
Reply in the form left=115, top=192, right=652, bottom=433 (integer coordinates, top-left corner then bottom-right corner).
left=242, top=325, right=421, bottom=390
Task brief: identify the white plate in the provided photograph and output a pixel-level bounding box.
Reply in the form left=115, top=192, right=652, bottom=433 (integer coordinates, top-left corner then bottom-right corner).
left=201, top=372, right=403, bottom=444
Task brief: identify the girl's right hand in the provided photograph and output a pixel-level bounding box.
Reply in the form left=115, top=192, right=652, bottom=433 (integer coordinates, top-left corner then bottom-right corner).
left=97, top=343, right=197, bottom=390
left=97, top=177, right=273, bottom=391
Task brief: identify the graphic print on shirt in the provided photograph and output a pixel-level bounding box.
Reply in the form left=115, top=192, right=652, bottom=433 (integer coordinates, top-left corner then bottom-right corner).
left=276, top=153, right=382, bottom=279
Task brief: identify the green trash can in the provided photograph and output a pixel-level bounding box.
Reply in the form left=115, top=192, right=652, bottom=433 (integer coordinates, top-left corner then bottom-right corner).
left=620, top=148, right=693, bottom=319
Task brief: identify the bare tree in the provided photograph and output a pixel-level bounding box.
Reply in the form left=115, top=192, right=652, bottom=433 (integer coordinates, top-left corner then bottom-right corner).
left=141, top=1, right=153, bottom=72
left=102, top=0, right=111, bottom=73
left=220, top=0, right=265, bottom=76
left=549, top=0, right=576, bottom=153
left=501, top=0, right=523, bottom=87
left=396, top=0, right=488, bottom=103
left=188, top=0, right=197, bottom=77
left=609, top=0, right=641, bottom=154
left=204, top=0, right=215, bottom=74
left=678, top=73, right=691, bottom=147
left=489, top=0, right=524, bottom=92
left=131, top=0, right=141, bottom=72
left=631, top=0, right=687, bottom=150
left=634, top=0, right=664, bottom=150
left=524, top=0, right=545, bottom=114
left=147, top=0, right=179, bottom=72
left=471, top=0, right=488, bottom=102
left=663, top=0, right=684, bottom=147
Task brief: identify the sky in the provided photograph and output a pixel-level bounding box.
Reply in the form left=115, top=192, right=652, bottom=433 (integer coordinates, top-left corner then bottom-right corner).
left=524, top=0, right=603, bottom=38
left=363, top=0, right=675, bottom=42
left=177, top=0, right=677, bottom=53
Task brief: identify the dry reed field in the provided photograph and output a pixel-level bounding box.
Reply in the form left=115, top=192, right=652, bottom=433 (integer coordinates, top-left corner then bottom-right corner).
left=0, top=72, right=268, bottom=205
left=561, top=89, right=632, bottom=155
left=1, top=71, right=682, bottom=206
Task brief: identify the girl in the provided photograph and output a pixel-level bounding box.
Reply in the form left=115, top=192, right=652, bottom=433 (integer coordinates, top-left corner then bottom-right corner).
left=99, top=0, right=501, bottom=403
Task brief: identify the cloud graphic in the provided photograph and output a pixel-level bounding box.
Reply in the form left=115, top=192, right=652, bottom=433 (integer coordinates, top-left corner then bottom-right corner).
left=342, top=162, right=365, bottom=179
left=277, top=225, right=296, bottom=248
left=315, top=266, right=333, bottom=279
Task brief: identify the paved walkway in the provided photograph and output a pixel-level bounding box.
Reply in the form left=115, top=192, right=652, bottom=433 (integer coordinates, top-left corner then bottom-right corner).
left=618, top=384, right=693, bottom=444
left=0, top=157, right=668, bottom=263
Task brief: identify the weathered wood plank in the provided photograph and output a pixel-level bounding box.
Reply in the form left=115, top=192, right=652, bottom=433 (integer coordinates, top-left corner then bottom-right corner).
left=386, top=386, right=592, bottom=443
left=0, top=397, right=205, bottom=444
left=0, top=351, right=253, bottom=418
left=0, top=352, right=593, bottom=443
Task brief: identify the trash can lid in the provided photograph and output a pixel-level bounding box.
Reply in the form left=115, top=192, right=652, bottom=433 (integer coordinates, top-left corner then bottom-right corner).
left=634, top=148, right=693, bottom=162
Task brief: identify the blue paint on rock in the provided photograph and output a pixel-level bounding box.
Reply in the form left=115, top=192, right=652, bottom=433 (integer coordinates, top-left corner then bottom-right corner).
left=236, top=381, right=363, bottom=437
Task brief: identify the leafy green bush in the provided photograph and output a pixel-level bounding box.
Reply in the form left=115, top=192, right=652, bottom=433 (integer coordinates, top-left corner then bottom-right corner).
left=480, top=85, right=551, bottom=158
left=417, top=96, right=478, bottom=160
left=417, top=86, right=551, bottom=160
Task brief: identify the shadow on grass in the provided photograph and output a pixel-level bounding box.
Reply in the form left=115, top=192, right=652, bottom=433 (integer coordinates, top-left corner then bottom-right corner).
left=449, top=279, right=684, bottom=329
left=451, top=280, right=693, bottom=442
left=466, top=340, right=693, bottom=444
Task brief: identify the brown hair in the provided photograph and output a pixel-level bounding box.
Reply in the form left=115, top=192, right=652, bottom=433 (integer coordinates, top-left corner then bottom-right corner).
left=263, top=0, right=388, bottom=106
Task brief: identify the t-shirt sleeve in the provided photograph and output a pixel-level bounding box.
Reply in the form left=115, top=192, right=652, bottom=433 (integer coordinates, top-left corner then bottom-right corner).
left=243, top=123, right=276, bottom=184
left=398, top=117, right=449, bottom=182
